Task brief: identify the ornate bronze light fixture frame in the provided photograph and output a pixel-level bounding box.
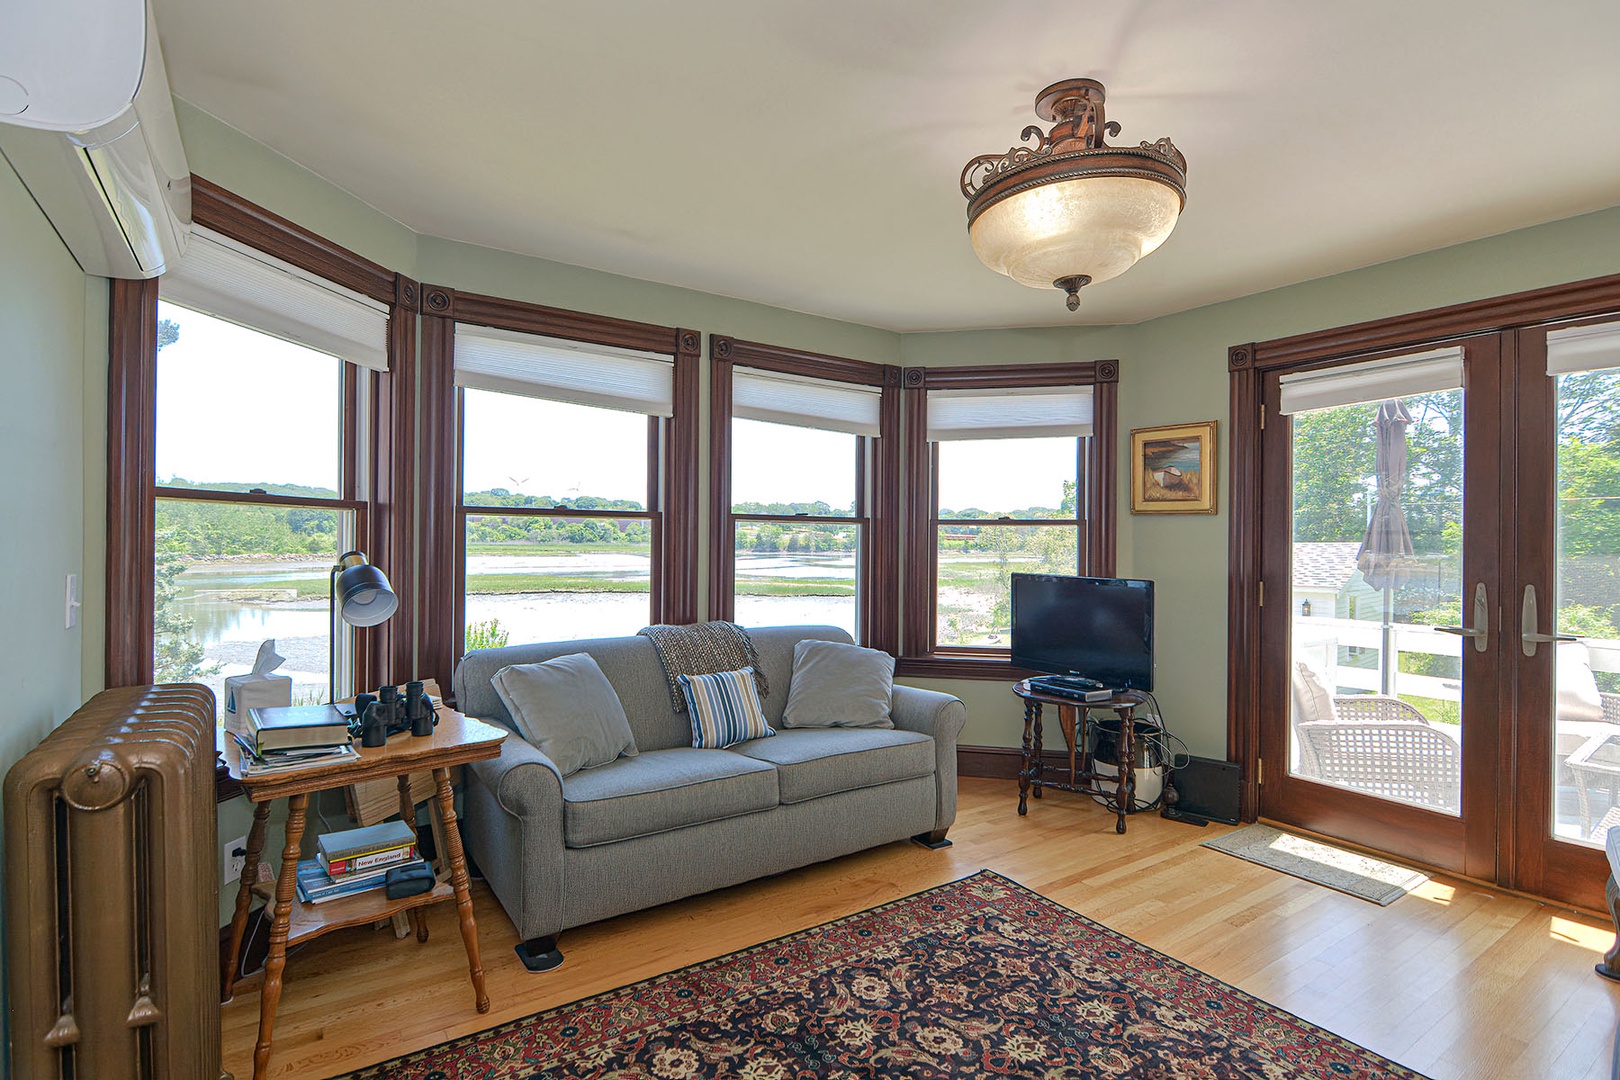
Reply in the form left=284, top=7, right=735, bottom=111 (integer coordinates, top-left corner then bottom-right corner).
left=961, top=79, right=1187, bottom=310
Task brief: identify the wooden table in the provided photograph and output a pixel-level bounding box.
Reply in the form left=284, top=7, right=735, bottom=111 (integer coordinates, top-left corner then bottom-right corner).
left=1012, top=681, right=1159, bottom=834
left=221, top=706, right=506, bottom=1080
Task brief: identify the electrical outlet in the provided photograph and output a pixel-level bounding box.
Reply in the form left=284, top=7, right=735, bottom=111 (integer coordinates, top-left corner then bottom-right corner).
left=224, top=835, right=248, bottom=884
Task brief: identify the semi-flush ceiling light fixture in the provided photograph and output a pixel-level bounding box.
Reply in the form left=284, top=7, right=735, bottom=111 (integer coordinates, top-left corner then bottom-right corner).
left=961, top=79, right=1186, bottom=311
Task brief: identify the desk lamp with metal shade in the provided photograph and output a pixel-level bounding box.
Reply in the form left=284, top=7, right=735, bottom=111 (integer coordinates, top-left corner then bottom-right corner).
left=328, top=550, right=398, bottom=705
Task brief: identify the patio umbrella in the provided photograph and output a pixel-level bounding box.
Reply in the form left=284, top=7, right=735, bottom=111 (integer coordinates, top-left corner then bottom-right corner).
left=1356, top=399, right=1416, bottom=695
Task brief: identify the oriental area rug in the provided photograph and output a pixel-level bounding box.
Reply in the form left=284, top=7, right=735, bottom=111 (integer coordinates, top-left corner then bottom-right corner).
left=340, top=870, right=1425, bottom=1079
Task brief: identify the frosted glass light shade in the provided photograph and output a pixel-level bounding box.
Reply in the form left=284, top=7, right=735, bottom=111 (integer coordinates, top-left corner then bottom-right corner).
left=969, top=175, right=1182, bottom=290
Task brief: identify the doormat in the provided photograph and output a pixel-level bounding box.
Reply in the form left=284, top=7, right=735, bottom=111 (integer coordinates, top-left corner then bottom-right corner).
left=1203, top=824, right=1429, bottom=905
left=335, top=869, right=1426, bottom=1078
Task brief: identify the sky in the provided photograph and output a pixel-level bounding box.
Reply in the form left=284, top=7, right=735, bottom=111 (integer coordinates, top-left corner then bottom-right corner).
left=157, top=303, right=1075, bottom=514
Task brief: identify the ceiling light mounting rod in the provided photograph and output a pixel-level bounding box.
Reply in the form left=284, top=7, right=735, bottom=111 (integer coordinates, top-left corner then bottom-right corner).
left=961, top=78, right=1187, bottom=312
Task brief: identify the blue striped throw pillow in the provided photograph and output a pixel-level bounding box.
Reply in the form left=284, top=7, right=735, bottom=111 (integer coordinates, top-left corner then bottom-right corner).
left=677, top=667, right=775, bottom=749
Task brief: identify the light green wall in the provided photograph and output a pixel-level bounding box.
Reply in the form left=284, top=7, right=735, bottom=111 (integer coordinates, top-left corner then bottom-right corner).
left=0, top=157, right=94, bottom=742
left=0, top=152, right=102, bottom=1067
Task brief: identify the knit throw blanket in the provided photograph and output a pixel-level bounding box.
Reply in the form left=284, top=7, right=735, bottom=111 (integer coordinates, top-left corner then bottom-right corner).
left=638, top=621, right=768, bottom=713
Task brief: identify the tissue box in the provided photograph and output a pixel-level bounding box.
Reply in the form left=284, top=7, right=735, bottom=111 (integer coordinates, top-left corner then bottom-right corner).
left=224, top=672, right=292, bottom=734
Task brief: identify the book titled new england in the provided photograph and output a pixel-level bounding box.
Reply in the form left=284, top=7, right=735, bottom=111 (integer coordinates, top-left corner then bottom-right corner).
left=316, top=819, right=418, bottom=877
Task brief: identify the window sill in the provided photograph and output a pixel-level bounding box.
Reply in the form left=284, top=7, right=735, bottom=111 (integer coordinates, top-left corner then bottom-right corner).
left=894, top=653, right=1039, bottom=681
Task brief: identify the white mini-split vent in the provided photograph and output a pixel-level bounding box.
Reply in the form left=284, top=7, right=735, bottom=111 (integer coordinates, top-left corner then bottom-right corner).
left=1277, top=346, right=1464, bottom=415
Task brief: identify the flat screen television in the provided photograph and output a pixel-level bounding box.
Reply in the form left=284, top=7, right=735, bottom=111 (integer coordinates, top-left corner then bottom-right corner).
left=1010, top=574, right=1155, bottom=691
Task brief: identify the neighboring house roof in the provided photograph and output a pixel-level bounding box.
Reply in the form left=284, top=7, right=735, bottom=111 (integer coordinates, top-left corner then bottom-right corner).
left=1293, top=542, right=1363, bottom=593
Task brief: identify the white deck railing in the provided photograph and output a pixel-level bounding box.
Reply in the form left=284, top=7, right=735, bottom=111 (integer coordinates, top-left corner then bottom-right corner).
left=1293, top=615, right=1620, bottom=700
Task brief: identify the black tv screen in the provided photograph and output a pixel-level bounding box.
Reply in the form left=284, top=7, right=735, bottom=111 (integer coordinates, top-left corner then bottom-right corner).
left=1010, top=574, right=1155, bottom=691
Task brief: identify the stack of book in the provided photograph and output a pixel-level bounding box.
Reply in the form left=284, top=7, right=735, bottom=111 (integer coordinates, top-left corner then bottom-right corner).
left=295, top=820, right=430, bottom=905
left=233, top=705, right=357, bottom=776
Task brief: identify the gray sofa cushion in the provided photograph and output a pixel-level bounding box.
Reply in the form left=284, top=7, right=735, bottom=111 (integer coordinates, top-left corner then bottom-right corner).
left=781, top=639, right=895, bottom=729
left=736, top=626, right=854, bottom=727
left=560, top=748, right=778, bottom=847
left=453, top=625, right=857, bottom=753
left=490, top=653, right=637, bottom=777
left=730, top=728, right=934, bottom=804
left=456, top=634, right=691, bottom=752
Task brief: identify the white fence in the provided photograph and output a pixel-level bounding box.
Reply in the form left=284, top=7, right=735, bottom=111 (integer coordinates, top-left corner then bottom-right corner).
left=1294, top=615, right=1620, bottom=700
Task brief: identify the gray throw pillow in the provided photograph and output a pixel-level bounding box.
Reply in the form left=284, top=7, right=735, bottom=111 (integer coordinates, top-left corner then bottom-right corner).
left=491, top=653, right=638, bottom=777
left=781, top=639, right=895, bottom=729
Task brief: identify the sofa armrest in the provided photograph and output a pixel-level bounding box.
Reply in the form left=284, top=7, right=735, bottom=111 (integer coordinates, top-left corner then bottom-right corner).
left=462, top=731, right=568, bottom=941
left=892, top=685, right=967, bottom=833
left=468, top=732, right=565, bottom=818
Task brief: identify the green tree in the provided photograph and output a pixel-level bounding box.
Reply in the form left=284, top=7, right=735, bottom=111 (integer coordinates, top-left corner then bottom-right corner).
left=151, top=319, right=219, bottom=682
left=153, top=540, right=216, bottom=681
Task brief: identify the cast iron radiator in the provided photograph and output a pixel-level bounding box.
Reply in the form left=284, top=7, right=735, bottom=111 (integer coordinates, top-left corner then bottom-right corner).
left=5, top=684, right=227, bottom=1080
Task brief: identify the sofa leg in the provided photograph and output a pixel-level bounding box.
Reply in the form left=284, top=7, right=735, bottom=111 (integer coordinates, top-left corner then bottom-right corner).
left=515, top=935, right=565, bottom=973
left=913, top=829, right=952, bottom=849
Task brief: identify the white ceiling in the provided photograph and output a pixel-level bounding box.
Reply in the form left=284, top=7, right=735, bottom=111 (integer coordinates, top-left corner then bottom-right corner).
left=150, top=0, right=1620, bottom=332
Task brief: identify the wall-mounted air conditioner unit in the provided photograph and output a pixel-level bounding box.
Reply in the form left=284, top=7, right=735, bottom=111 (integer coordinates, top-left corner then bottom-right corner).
left=0, top=0, right=191, bottom=279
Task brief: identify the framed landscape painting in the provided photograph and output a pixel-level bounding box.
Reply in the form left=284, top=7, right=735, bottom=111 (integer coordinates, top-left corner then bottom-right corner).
left=1131, top=421, right=1218, bottom=514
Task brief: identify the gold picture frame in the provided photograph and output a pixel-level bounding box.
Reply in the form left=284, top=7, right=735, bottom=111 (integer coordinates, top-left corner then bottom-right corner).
left=1131, top=421, right=1218, bottom=514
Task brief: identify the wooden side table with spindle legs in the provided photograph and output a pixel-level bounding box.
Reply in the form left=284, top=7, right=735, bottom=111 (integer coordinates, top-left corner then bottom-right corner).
left=221, top=707, right=506, bottom=1080
left=1012, top=681, right=1159, bottom=834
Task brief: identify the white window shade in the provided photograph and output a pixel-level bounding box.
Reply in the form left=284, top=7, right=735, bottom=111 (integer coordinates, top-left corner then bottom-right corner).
left=454, top=325, right=673, bottom=417
left=1277, top=346, right=1463, bottom=415
left=732, top=368, right=882, bottom=437
left=927, top=385, right=1094, bottom=441
left=160, top=227, right=390, bottom=372
left=1548, top=321, right=1620, bottom=376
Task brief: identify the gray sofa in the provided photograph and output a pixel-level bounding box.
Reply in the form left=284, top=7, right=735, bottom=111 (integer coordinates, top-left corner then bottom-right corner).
left=452, top=625, right=966, bottom=970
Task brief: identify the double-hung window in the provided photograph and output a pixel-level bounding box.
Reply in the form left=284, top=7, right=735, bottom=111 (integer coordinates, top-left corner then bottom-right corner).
left=709, top=338, right=900, bottom=649
left=418, top=290, right=698, bottom=683
left=147, top=223, right=394, bottom=710
left=453, top=325, right=674, bottom=650
left=901, top=364, right=1117, bottom=674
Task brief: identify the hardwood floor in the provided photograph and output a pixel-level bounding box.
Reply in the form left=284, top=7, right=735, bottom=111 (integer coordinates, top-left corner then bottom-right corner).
left=222, top=778, right=1620, bottom=1078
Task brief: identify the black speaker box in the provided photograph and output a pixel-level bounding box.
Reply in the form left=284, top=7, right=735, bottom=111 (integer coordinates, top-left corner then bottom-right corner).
left=1166, top=756, right=1241, bottom=825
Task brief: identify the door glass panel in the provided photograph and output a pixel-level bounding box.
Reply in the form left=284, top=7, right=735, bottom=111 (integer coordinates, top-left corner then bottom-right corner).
left=1551, top=362, right=1620, bottom=847
left=1289, top=389, right=1464, bottom=815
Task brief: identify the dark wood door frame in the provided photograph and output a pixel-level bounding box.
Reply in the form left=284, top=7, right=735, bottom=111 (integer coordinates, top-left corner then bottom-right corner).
left=1228, top=270, right=1620, bottom=903
left=1252, top=336, right=1503, bottom=878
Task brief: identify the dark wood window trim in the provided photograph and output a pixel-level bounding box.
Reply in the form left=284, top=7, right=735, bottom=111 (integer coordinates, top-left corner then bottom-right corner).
left=418, top=286, right=699, bottom=690
left=707, top=336, right=901, bottom=652
left=106, top=176, right=416, bottom=691
left=1226, top=269, right=1620, bottom=826
left=896, top=361, right=1118, bottom=680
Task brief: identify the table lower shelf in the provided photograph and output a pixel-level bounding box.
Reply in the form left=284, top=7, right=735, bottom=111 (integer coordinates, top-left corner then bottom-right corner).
left=256, top=879, right=455, bottom=947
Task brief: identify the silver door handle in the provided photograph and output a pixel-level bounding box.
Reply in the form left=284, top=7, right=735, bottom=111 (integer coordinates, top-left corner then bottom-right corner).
left=1521, top=584, right=1579, bottom=657
left=1435, top=582, right=1490, bottom=653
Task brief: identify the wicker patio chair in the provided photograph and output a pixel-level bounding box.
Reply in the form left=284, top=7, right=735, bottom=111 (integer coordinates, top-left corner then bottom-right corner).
left=1291, top=662, right=1461, bottom=811
left=1294, top=718, right=1461, bottom=812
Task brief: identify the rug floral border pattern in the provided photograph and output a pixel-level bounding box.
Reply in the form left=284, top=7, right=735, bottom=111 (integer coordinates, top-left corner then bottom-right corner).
left=342, top=870, right=1425, bottom=1079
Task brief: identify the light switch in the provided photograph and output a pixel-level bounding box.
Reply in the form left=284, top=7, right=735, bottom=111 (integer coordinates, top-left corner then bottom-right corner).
left=65, top=573, right=80, bottom=629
